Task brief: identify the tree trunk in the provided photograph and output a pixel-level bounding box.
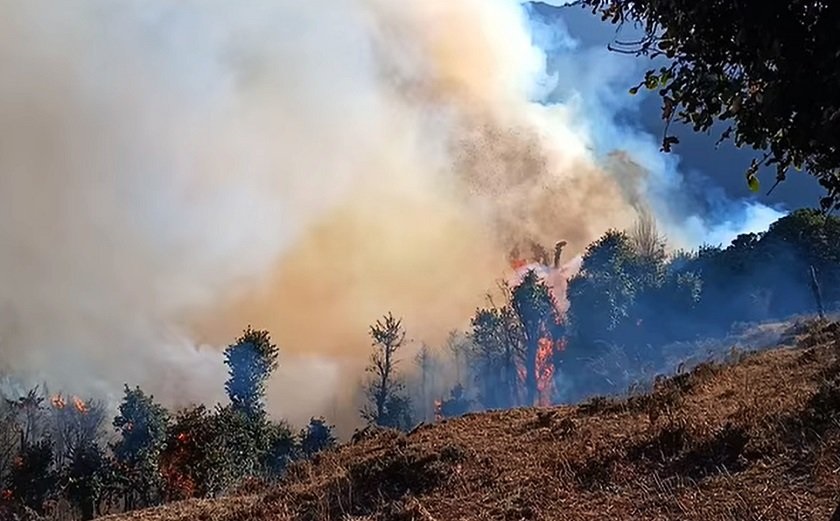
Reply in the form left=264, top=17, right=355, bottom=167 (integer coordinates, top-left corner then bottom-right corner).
left=810, top=264, right=826, bottom=319
left=524, top=335, right=538, bottom=406
left=80, top=497, right=95, bottom=521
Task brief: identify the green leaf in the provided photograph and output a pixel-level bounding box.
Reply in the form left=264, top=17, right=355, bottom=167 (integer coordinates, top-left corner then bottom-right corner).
left=747, top=175, right=760, bottom=192
left=629, top=86, right=639, bottom=95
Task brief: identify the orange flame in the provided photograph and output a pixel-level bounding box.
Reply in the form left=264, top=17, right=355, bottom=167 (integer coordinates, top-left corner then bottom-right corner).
left=510, top=258, right=528, bottom=270
left=51, top=394, right=66, bottom=409
left=513, top=336, right=566, bottom=407
left=536, top=338, right=556, bottom=406
left=160, top=444, right=197, bottom=500
left=72, top=396, right=88, bottom=414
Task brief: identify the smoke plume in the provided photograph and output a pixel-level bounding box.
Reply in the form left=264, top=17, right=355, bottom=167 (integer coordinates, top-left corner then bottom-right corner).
left=0, top=0, right=782, bottom=430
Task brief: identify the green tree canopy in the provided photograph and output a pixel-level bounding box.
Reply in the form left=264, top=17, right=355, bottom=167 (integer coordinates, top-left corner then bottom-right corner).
left=63, top=441, right=111, bottom=520
left=576, top=0, right=840, bottom=207
left=224, top=327, right=279, bottom=419
left=112, top=385, right=170, bottom=510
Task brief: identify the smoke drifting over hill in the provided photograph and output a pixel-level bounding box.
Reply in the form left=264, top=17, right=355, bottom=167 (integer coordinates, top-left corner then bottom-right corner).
left=0, top=1, right=782, bottom=428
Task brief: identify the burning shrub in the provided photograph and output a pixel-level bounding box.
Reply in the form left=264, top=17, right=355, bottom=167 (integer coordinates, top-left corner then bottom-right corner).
left=159, top=405, right=220, bottom=500
left=50, top=394, right=106, bottom=472
left=160, top=405, right=254, bottom=499
left=159, top=403, right=302, bottom=500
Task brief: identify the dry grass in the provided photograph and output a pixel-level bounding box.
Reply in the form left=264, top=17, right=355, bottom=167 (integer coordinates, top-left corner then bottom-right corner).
left=105, top=319, right=840, bottom=521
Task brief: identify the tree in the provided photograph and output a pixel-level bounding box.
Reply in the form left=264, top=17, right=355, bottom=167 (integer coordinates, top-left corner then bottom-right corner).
left=159, top=405, right=241, bottom=500
left=413, top=344, right=436, bottom=422
left=50, top=395, right=106, bottom=470
left=629, top=208, right=666, bottom=264
left=567, top=230, right=640, bottom=349
left=565, top=224, right=700, bottom=393
left=299, top=417, right=336, bottom=458
left=160, top=402, right=298, bottom=499
left=210, top=405, right=262, bottom=486
left=7, top=388, right=48, bottom=447
left=467, top=272, right=563, bottom=409
left=112, top=385, right=171, bottom=510
left=469, top=305, right=523, bottom=409
left=575, top=0, right=840, bottom=207
left=446, top=330, right=471, bottom=388
left=2, top=388, right=55, bottom=515
left=763, top=209, right=840, bottom=306
left=360, top=313, right=413, bottom=430
left=63, top=441, right=111, bottom=520
left=511, top=271, right=563, bottom=406
left=8, top=438, right=56, bottom=515
left=259, top=420, right=298, bottom=478
left=224, top=327, right=279, bottom=419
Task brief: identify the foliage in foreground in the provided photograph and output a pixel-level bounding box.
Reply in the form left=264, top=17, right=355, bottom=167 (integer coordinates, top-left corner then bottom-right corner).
left=573, top=0, right=840, bottom=208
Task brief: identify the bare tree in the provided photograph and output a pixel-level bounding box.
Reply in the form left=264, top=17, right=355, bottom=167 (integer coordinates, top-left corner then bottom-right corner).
left=629, top=208, right=666, bottom=261
left=360, top=313, right=412, bottom=430
left=49, top=394, right=106, bottom=468
left=414, top=344, right=434, bottom=422
left=446, top=330, right=470, bottom=386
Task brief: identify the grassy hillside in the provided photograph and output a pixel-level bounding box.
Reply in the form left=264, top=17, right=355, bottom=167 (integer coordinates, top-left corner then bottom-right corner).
left=108, top=320, right=840, bottom=521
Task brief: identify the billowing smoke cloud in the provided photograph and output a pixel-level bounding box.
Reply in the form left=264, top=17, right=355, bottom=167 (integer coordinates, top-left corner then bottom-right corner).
left=0, top=0, right=782, bottom=431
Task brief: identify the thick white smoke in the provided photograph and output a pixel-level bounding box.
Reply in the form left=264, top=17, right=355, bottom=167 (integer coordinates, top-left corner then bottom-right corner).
left=0, top=0, right=783, bottom=430
left=0, top=0, right=383, bottom=411
left=522, top=2, right=786, bottom=246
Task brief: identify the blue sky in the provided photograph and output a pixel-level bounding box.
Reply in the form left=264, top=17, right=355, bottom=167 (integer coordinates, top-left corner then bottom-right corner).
left=529, top=2, right=823, bottom=212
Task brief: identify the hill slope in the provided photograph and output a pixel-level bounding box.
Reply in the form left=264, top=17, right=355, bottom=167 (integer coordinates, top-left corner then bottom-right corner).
left=111, top=320, right=840, bottom=521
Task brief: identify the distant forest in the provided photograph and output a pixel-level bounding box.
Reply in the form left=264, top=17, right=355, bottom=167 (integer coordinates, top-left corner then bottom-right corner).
left=2, top=208, right=839, bottom=520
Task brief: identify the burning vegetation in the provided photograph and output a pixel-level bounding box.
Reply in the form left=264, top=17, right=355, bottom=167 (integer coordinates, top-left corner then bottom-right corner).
left=1, top=209, right=840, bottom=521
left=49, top=395, right=89, bottom=415
left=104, top=319, right=840, bottom=521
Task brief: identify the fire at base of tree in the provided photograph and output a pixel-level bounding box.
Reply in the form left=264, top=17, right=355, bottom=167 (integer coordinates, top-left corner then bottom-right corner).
left=2, top=209, right=840, bottom=520
left=410, top=209, right=840, bottom=425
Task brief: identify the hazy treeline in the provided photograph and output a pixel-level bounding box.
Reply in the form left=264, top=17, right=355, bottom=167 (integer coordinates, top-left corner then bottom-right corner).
left=2, top=209, right=839, bottom=520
